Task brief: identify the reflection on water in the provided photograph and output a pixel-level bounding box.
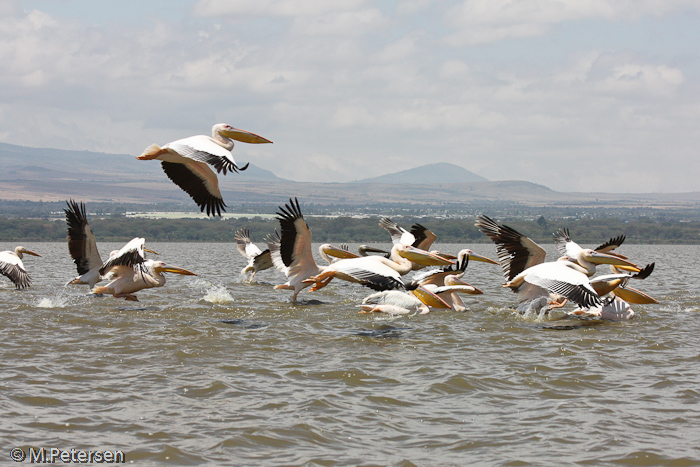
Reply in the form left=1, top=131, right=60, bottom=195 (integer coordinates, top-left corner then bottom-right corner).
left=2, top=242, right=700, bottom=465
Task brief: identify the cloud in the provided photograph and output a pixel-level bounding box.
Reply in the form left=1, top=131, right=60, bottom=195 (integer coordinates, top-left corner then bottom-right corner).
left=192, top=0, right=369, bottom=18
left=443, top=0, right=700, bottom=45
left=0, top=1, right=698, bottom=193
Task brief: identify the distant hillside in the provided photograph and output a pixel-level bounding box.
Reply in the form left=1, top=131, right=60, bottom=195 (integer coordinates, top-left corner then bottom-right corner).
left=0, top=142, right=286, bottom=182
left=355, top=162, right=488, bottom=184
left=1, top=142, right=699, bottom=210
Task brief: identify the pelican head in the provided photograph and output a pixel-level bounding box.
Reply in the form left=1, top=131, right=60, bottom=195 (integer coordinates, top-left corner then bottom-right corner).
left=215, top=123, right=273, bottom=144
left=15, top=246, right=41, bottom=258
left=580, top=249, right=641, bottom=272
left=396, top=244, right=454, bottom=266
left=459, top=249, right=498, bottom=265
left=153, top=262, right=197, bottom=276
left=319, top=244, right=359, bottom=261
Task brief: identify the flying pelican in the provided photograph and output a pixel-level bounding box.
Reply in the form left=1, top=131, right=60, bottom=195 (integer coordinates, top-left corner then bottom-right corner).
left=0, top=246, right=41, bottom=289
left=234, top=228, right=273, bottom=282
left=64, top=200, right=158, bottom=288
left=553, top=228, right=638, bottom=272
left=92, top=259, right=197, bottom=301
left=267, top=198, right=452, bottom=301
left=475, top=215, right=640, bottom=310
left=137, top=123, right=272, bottom=216
left=358, top=286, right=451, bottom=315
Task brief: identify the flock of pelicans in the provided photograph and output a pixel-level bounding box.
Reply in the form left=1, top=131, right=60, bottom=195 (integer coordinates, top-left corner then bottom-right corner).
left=0, top=123, right=658, bottom=321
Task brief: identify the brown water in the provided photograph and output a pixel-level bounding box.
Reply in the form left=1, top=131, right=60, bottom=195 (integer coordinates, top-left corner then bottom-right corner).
left=2, top=242, right=699, bottom=466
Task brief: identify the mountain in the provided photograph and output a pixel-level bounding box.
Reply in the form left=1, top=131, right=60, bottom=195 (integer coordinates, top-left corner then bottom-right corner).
left=1, top=142, right=699, bottom=209
left=355, top=162, right=488, bottom=184
left=0, top=142, right=287, bottom=182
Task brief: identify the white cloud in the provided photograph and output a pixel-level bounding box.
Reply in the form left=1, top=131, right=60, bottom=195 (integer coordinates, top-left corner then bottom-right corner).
left=444, top=0, right=700, bottom=45
left=0, top=0, right=698, bottom=193
left=192, top=0, right=369, bottom=18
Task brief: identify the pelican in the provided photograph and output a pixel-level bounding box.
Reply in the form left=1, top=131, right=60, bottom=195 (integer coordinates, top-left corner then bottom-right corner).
left=303, top=242, right=453, bottom=293
left=137, top=123, right=272, bottom=216
left=424, top=276, right=483, bottom=312
left=234, top=228, right=273, bottom=282
left=64, top=200, right=158, bottom=288
left=92, top=259, right=197, bottom=301
left=553, top=228, right=638, bottom=272
left=267, top=198, right=452, bottom=301
left=475, top=215, right=641, bottom=310
left=0, top=246, right=41, bottom=289
left=379, top=218, right=456, bottom=270
left=407, top=249, right=498, bottom=288
left=358, top=286, right=451, bottom=315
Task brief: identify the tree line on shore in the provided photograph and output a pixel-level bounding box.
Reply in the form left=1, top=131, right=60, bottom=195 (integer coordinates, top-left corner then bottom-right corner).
left=1, top=215, right=698, bottom=244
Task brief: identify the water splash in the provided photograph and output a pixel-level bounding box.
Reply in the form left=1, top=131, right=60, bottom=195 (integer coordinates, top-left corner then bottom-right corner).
left=203, top=285, right=234, bottom=304
left=36, top=295, right=69, bottom=308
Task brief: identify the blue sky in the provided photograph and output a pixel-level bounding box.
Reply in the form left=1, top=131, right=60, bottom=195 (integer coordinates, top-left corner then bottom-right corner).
left=2, top=0, right=699, bottom=192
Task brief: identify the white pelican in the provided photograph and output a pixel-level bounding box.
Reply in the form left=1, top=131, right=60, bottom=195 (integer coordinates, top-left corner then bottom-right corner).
left=234, top=228, right=273, bottom=282
left=0, top=246, right=41, bottom=289
left=92, top=259, right=197, bottom=301
left=267, top=198, right=453, bottom=301
left=304, top=242, right=453, bottom=293
left=475, top=215, right=640, bottom=310
left=379, top=218, right=436, bottom=251
left=137, top=123, right=272, bottom=216
left=407, top=249, right=498, bottom=289
left=358, top=286, right=451, bottom=315
left=64, top=200, right=158, bottom=289
left=424, top=276, right=483, bottom=312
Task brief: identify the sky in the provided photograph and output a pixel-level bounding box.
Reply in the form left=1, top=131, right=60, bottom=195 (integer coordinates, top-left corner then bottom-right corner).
left=1, top=0, right=699, bottom=193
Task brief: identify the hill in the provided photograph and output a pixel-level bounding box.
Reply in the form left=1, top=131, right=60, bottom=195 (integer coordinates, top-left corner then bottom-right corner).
left=1, top=142, right=699, bottom=210
left=355, top=162, right=488, bottom=184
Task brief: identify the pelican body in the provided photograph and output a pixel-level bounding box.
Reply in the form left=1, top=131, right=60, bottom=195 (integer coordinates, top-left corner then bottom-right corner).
left=93, top=259, right=196, bottom=301
left=138, top=123, right=272, bottom=216
left=0, top=246, right=41, bottom=289
left=235, top=228, right=273, bottom=282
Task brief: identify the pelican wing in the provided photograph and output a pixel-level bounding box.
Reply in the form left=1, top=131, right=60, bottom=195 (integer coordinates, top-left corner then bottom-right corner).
left=234, top=228, right=252, bottom=258
left=475, top=215, right=545, bottom=281
left=99, top=237, right=148, bottom=276
left=0, top=252, right=30, bottom=289
left=167, top=135, right=246, bottom=175
left=161, top=161, right=226, bottom=217
left=595, top=234, right=626, bottom=254
left=64, top=199, right=102, bottom=276
left=275, top=198, right=316, bottom=277
left=410, top=223, right=437, bottom=250
left=329, top=259, right=405, bottom=291
left=524, top=262, right=602, bottom=309
left=552, top=228, right=582, bottom=257
left=379, top=218, right=415, bottom=245
left=252, top=249, right=273, bottom=271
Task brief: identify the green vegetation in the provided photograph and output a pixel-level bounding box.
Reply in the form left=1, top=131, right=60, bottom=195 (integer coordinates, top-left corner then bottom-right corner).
left=1, top=214, right=699, bottom=244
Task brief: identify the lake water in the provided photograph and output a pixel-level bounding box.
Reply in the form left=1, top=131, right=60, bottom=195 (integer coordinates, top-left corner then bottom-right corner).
left=2, top=242, right=699, bottom=466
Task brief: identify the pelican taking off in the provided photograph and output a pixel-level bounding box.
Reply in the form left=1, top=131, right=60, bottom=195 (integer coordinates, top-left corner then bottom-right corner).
left=235, top=228, right=273, bottom=282
left=475, top=215, right=640, bottom=310
left=138, top=123, right=272, bottom=216
left=0, top=246, right=41, bottom=289
left=93, top=258, right=196, bottom=301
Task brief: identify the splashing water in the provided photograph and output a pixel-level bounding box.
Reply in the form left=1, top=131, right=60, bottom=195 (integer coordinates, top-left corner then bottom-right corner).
left=202, top=285, right=234, bottom=304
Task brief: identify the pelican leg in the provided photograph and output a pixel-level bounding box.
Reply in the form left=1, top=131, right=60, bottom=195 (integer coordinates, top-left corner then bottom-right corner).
left=548, top=298, right=568, bottom=309
left=115, top=293, right=139, bottom=301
